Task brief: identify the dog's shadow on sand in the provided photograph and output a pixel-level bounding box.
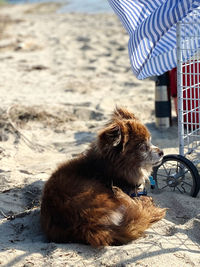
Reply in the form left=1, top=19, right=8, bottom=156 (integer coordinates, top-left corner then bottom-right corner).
left=0, top=180, right=106, bottom=267
left=0, top=181, right=200, bottom=266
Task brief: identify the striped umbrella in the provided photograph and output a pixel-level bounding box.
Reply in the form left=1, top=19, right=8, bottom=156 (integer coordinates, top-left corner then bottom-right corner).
left=108, top=0, right=200, bottom=79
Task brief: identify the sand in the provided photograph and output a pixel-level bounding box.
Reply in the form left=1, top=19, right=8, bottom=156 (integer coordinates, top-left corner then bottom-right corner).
left=0, top=3, right=199, bottom=266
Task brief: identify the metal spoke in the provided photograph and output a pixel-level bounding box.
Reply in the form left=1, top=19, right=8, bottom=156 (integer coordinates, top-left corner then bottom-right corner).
left=160, top=184, right=169, bottom=190
left=157, top=173, right=169, bottom=178
left=181, top=181, right=192, bottom=187
left=176, top=161, right=179, bottom=173
left=181, top=184, right=186, bottom=193
left=162, top=164, right=171, bottom=176
left=168, top=165, right=172, bottom=176
left=180, top=169, right=189, bottom=176
left=177, top=186, right=184, bottom=194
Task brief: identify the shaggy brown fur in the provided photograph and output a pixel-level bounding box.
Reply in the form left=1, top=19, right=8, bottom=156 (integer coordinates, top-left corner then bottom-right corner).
left=40, top=107, right=166, bottom=247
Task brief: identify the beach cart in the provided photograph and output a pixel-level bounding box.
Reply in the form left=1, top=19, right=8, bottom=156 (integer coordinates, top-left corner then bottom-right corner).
left=108, top=1, right=200, bottom=196
left=153, top=8, right=200, bottom=197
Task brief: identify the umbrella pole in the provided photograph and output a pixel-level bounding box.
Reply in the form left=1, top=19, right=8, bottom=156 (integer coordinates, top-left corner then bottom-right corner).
left=176, top=21, right=184, bottom=156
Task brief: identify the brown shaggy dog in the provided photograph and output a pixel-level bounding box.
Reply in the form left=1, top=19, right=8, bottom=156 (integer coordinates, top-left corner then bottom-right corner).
left=40, top=107, right=166, bottom=247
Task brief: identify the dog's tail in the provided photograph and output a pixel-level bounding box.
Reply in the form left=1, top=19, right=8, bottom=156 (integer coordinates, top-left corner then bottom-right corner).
left=83, top=193, right=166, bottom=247
left=110, top=195, right=166, bottom=245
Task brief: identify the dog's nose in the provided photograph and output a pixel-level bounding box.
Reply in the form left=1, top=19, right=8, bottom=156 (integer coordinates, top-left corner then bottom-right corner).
left=159, top=150, right=164, bottom=157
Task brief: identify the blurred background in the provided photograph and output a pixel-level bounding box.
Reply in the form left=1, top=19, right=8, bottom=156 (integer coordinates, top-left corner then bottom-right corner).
left=6, top=0, right=113, bottom=13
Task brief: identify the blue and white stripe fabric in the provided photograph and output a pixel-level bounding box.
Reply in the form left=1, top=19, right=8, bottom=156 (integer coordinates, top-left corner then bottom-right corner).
left=108, top=0, right=200, bottom=79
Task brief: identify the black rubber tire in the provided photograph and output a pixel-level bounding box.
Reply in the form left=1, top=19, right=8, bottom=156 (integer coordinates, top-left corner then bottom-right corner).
left=152, top=154, right=200, bottom=197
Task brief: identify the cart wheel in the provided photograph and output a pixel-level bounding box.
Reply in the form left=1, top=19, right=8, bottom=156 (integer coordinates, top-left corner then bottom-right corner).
left=152, top=154, right=200, bottom=197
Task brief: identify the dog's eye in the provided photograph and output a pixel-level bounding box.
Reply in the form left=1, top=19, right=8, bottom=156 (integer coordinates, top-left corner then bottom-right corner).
left=139, top=143, right=148, bottom=151
left=133, top=184, right=142, bottom=190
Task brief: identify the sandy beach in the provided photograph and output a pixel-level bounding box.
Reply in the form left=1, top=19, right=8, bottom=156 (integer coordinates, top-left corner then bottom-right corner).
left=0, top=3, right=200, bottom=266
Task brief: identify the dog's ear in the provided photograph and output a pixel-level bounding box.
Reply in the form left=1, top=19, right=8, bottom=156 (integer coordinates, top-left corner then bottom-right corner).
left=98, top=123, right=122, bottom=148
left=113, top=107, right=137, bottom=120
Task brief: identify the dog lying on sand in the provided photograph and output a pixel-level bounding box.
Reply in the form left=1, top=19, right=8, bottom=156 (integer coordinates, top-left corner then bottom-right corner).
left=40, top=107, right=166, bottom=247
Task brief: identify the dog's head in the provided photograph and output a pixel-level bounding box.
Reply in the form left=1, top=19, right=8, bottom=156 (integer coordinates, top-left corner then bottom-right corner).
left=97, top=107, right=163, bottom=177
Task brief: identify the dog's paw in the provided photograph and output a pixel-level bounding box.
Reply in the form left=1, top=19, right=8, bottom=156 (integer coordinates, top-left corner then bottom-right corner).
left=111, top=186, right=124, bottom=195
